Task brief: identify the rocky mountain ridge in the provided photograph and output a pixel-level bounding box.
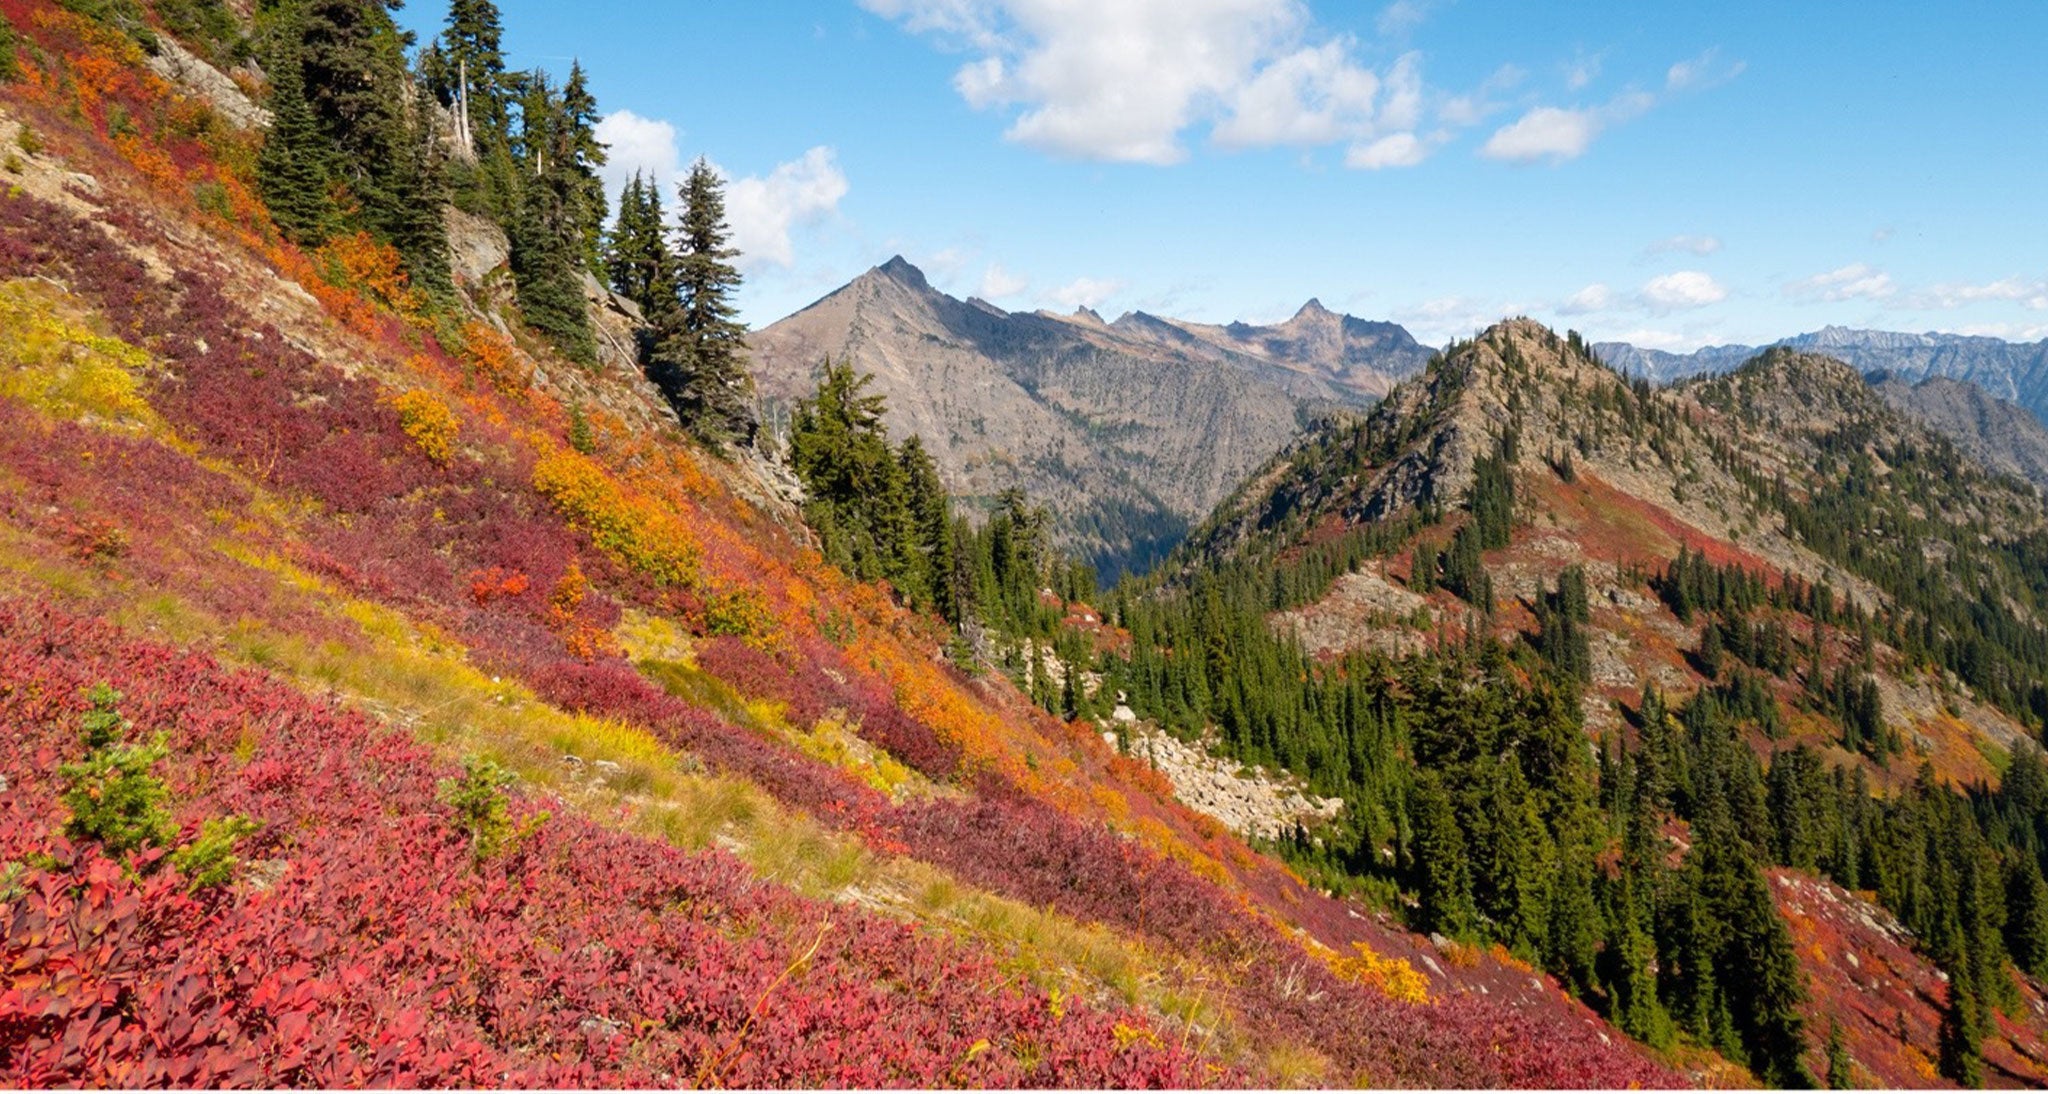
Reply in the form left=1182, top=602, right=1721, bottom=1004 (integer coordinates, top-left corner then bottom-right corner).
left=747, top=258, right=1432, bottom=576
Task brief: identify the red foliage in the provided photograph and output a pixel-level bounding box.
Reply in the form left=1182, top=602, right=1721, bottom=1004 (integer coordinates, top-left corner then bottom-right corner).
left=0, top=601, right=1219, bottom=1088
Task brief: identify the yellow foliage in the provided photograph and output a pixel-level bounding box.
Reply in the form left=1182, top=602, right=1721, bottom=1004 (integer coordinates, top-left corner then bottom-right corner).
left=1327, top=941, right=1431, bottom=1005
left=531, top=442, right=700, bottom=588
left=0, top=280, right=161, bottom=430
left=388, top=388, right=459, bottom=463
left=1112, top=1022, right=1162, bottom=1052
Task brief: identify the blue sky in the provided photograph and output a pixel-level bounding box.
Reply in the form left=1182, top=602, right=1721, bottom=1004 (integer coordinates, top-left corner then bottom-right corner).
left=397, top=1, right=2048, bottom=350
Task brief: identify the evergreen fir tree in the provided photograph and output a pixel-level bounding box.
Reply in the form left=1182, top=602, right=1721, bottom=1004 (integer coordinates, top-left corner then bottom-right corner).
left=1409, top=773, right=1475, bottom=937
left=506, top=70, right=597, bottom=364
left=649, top=158, right=756, bottom=446
left=605, top=172, right=673, bottom=312
left=254, top=23, right=336, bottom=245
left=2006, top=852, right=2048, bottom=979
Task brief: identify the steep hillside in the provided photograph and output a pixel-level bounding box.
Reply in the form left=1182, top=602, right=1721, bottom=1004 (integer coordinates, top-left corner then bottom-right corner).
left=748, top=259, right=1430, bottom=577
left=1058, top=320, right=2048, bottom=1086
left=0, top=5, right=1671, bottom=1088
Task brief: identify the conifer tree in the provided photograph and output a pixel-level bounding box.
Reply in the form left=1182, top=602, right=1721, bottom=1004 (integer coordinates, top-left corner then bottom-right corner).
left=605, top=172, right=673, bottom=312
left=279, top=0, right=451, bottom=293
left=1409, top=772, right=1475, bottom=937
left=2006, top=852, right=2048, bottom=979
left=560, top=62, right=609, bottom=272
left=255, top=22, right=335, bottom=245
left=647, top=159, right=756, bottom=446
left=506, top=70, right=598, bottom=364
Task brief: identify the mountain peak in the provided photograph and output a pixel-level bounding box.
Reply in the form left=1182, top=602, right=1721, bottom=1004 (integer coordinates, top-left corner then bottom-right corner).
left=873, top=255, right=930, bottom=291
left=1294, top=298, right=1333, bottom=320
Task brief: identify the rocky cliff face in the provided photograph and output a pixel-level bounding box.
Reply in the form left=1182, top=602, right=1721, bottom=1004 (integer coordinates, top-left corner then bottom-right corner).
left=747, top=258, right=1432, bottom=577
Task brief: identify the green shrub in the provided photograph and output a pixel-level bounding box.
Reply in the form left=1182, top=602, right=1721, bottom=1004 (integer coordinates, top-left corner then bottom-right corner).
left=170, top=815, right=259, bottom=889
left=0, top=17, right=20, bottom=84
left=437, top=756, right=544, bottom=858
left=58, top=684, right=174, bottom=861
left=60, top=736, right=172, bottom=857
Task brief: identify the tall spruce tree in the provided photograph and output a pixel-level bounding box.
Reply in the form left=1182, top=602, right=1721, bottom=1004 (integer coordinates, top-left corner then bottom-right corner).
left=560, top=62, right=609, bottom=273
left=648, top=158, right=756, bottom=446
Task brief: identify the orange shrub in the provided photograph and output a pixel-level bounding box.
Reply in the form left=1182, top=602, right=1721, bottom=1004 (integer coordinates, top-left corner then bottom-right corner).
left=461, top=321, right=530, bottom=396
left=319, top=231, right=420, bottom=317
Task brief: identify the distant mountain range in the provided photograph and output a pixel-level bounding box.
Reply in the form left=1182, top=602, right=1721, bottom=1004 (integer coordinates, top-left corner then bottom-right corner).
left=1596, top=326, right=2048, bottom=415
left=1597, top=326, right=2048, bottom=490
left=747, top=257, right=1433, bottom=576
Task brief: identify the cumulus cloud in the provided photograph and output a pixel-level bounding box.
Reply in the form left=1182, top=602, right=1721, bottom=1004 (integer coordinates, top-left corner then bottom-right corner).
left=979, top=262, right=1029, bottom=299
left=1346, top=131, right=1428, bottom=170
left=864, top=0, right=1431, bottom=167
left=1558, top=283, right=1614, bottom=315
left=1051, top=276, right=1125, bottom=310
left=1639, top=270, right=1728, bottom=313
left=593, top=112, right=849, bottom=274
left=1784, top=263, right=1897, bottom=303
left=595, top=110, right=684, bottom=202
left=724, top=147, right=850, bottom=272
left=1480, top=105, right=1599, bottom=163
left=1644, top=234, right=1723, bottom=258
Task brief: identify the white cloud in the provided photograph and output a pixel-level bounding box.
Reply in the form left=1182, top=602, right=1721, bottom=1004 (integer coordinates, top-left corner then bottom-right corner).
left=1480, top=49, right=1735, bottom=165
left=1558, top=283, right=1613, bottom=315
left=1345, top=131, right=1428, bottom=169
left=1438, top=63, right=1524, bottom=127
left=1785, top=263, right=1896, bottom=303
left=724, top=146, right=850, bottom=272
left=1479, top=105, right=1598, bottom=163
left=1906, top=276, right=2048, bottom=311
left=1953, top=322, right=2048, bottom=341
left=1376, top=0, right=1433, bottom=37
left=979, top=262, right=1029, bottom=299
left=1213, top=39, right=1381, bottom=148
left=865, top=0, right=1428, bottom=165
left=1644, top=234, right=1723, bottom=257
left=1051, top=276, right=1125, bottom=310
left=1639, top=270, right=1728, bottom=313
left=594, top=113, right=850, bottom=274
left=595, top=110, right=684, bottom=203
left=1564, top=51, right=1602, bottom=91
left=1609, top=327, right=1698, bottom=352
left=1665, top=48, right=1744, bottom=91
